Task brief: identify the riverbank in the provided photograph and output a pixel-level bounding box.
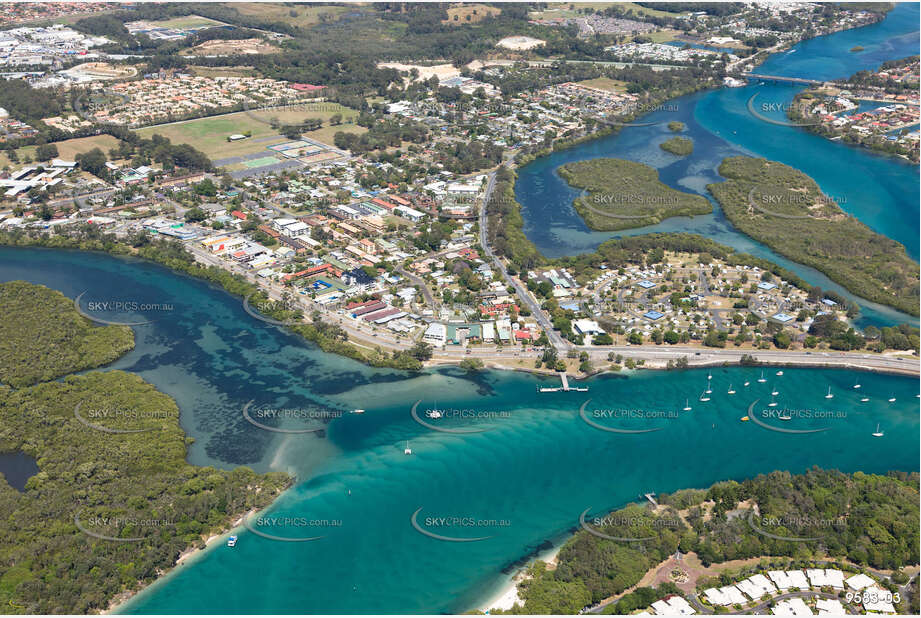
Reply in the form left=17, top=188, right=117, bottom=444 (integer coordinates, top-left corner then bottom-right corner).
left=477, top=544, right=563, bottom=613
left=0, top=231, right=426, bottom=372
left=103, top=507, right=261, bottom=615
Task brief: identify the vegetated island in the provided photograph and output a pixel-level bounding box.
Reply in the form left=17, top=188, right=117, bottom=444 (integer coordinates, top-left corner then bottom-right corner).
left=559, top=158, right=712, bottom=231
left=0, top=280, right=135, bottom=388
left=659, top=136, right=694, bottom=156
left=0, top=281, right=290, bottom=614
left=668, top=121, right=686, bottom=132
left=489, top=468, right=919, bottom=615
left=708, top=156, right=920, bottom=316
left=851, top=45, right=865, bottom=52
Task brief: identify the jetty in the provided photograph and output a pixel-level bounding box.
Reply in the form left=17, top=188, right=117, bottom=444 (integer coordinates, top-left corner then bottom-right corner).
left=538, top=373, right=589, bottom=393
left=644, top=493, right=659, bottom=508
left=741, top=72, right=826, bottom=86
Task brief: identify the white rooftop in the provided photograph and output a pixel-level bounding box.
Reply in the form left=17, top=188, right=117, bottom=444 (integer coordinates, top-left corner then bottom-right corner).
left=845, top=573, right=876, bottom=591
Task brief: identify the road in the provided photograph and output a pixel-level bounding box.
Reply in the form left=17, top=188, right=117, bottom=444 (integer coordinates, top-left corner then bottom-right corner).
left=180, top=232, right=918, bottom=376
left=478, top=165, right=569, bottom=353
left=395, top=265, right=437, bottom=308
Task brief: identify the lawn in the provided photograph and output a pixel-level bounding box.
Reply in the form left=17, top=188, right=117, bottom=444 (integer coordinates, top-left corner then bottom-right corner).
left=232, top=3, right=352, bottom=28
left=576, top=77, right=628, bottom=93
left=135, top=104, right=362, bottom=159
left=13, top=135, right=120, bottom=165
left=149, top=15, right=228, bottom=29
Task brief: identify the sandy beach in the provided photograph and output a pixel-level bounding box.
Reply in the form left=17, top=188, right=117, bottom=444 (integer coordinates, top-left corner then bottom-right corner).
left=477, top=544, right=562, bottom=613
left=102, top=508, right=258, bottom=614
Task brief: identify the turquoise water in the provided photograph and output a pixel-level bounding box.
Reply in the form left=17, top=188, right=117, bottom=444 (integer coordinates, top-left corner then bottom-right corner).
left=1, top=246, right=918, bottom=615
left=514, top=2, right=919, bottom=328
left=1, top=8, right=917, bottom=614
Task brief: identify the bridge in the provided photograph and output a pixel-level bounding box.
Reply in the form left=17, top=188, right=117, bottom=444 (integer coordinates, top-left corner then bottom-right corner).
left=741, top=72, right=828, bottom=86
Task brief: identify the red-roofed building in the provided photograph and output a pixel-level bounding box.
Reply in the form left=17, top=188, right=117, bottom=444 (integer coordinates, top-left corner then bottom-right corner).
left=515, top=330, right=533, bottom=341
left=480, top=303, right=519, bottom=316
left=282, top=263, right=342, bottom=282
left=231, top=210, right=247, bottom=220
left=290, top=83, right=326, bottom=91
left=371, top=197, right=398, bottom=211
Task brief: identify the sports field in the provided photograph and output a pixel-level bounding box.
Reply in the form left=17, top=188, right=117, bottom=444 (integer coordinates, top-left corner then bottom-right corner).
left=14, top=135, right=120, bottom=163
left=134, top=104, right=362, bottom=159
left=149, top=15, right=228, bottom=29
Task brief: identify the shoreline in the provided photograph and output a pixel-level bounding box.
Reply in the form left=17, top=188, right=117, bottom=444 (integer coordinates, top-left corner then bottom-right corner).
left=103, top=505, right=269, bottom=615
left=476, top=544, right=563, bottom=614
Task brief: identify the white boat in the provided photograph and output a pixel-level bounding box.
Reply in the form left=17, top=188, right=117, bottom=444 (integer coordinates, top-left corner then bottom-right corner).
left=825, top=386, right=834, bottom=399
left=768, top=394, right=778, bottom=407
left=683, top=399, right=692, bottom=411
left=776, top=370, right=783, bottom=376
left=888, top=396, right=896, bottom=402
left=699, top=391, right=710, bottom=402
left=743, top=381, right=750, bottom=387
left=425, top=409, right=443, bottom=419
left=350, top=409, right=365, bottom=415
left=853, top=379, right=861, bottom=389
left=860, top=397, right=869, bottom=402
left=227, top=535, right=237, bottom=547
left=757, top=371, right=766, bottom=383
left=771, top=385, right=779, bottom=396
left=778, top=409, right=792, bottom=421
left=705, top=377, right=712, bottom=394
left=872, top=423, right=884, bottom=438
left=727, top=384, right=736, bottom=395
left=404, top=441, right=412, bottom=455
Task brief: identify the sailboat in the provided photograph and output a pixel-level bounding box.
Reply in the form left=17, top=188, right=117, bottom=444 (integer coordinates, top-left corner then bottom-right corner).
left=699, top=390, right=710, bottom=402
left=872, top=423, right=884, bottom=438
left=727, top=384, right=736, bottom=395
left=778, top=408, right=792, bottom=421
left=743, top=380, right=750, bottom=387
left=860, top=396, right=869, bottom=402
left=757, top=371, right=766, bottom=383
left=425, top=402, right=443, bottom=419
left=888, top=396, right=896, bottom=402
left=404, top=441, right=412, bottom=455
left=705, top=376, right=712, bottom=394
left=771, top=385, right=779, bottom=396
left=683, top=399, right=692, bottom=411
left=853, top=379, right=861, bottom=389
left=768, top=393, right=778, bottom=407
left=824, top=386, right=834, bottom=399
left=776, top=370, right=784, bottom=376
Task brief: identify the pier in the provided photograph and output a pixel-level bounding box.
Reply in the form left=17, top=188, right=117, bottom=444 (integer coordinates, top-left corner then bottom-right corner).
left=537, top=373, right=589, bottom=393
left=741, top=72, right=828, bottom=86
left=644, top=493, right=658, bottom=508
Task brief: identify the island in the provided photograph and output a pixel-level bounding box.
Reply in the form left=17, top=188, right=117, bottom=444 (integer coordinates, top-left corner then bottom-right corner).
left=489, top=468, right=919, bottom=615
left=659, top=136, right=694, bottom=156
left=559, top=158, right=712, bottom=231
left=708, top=156, right=920, bottom=316
left=0, top=282, right=290, bottom=614
left=668, top=121, right=686, bottom=132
